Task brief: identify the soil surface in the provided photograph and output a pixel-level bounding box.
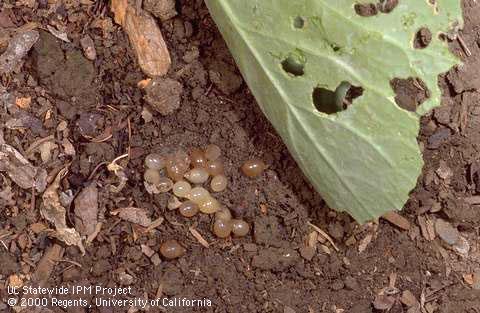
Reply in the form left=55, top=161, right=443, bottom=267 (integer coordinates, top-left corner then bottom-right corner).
left=0, top=1, right=479, bottom=313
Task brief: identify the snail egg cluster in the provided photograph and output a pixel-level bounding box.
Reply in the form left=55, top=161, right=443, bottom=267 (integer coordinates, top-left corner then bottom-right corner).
left=144, top=145, right=262, bottom=239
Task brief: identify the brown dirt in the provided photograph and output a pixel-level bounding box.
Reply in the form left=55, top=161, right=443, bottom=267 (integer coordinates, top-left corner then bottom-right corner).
left=0, top=1, right=479, bottom=313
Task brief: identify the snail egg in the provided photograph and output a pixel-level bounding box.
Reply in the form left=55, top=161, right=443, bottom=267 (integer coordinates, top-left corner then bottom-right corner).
left=241, top=159, right=266, bottom=178
left=160, top=240, right=186, bottom=259
left=205, top=144, right=221, bottom=161
left=187, top=187, right=210, bottom=204
left=190, top=148, right=207, bottom=168
left=198, top=196, right=221, bottom=214
left=144, top=169, right=161, bottom=185
left=231, top=219, right=250, bottom=237
left=172, top=180, right=191, bottom=198
left=210, top=174, right=227, bottom=192
left=184, top=168, right=209, bottom=184
left=215, top=207, right=232, bottom=221
left=166, top=157, right=189, bottom=182
left=145, top=153, right=165, bottom=170
left=157, top=177, right=174, bottom=193
left=213, top=218, right=232, bottom=238
left=206, top=160, right=224, bottom=176
left=178, top=201, right=199, bottom=217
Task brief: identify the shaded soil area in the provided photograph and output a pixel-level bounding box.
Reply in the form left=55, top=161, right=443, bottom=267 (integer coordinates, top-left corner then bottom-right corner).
left=0, top=0, right=479, bottom=313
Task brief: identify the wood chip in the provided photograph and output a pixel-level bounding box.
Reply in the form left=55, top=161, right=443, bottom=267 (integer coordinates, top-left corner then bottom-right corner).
left=111, top=0, right=128, bottom=25
left=381, top=211, right=410, bottom=230
left=121, top=5, right=171, bottom=77
left=417, top=215, right=435, bottom=241
left=307, top=222, right=339, bottom=252
left=15, top=96, right=31, bottom=109
left=74, top=183, right=98, bottom=237
left=358, top=233, right=373, bottom=253
left=141, top=244, right=155, bottom=257
left=189, top=226, right=209, bottom=248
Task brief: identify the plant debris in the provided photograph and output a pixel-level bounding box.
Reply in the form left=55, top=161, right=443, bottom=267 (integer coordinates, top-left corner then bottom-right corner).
left=111, top=207, right=152, bottom=227
left=74, top=183, right=98, bottom=237
left=0, top=29, right=39, bottom=74
left=0, top=139, right=47, bottom=192
left=41, top=167, right=85, bottom=254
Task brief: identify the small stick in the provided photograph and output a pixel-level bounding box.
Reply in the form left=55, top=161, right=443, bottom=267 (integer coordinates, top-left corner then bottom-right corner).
left=457, top=35, right=472, bottom=57
left=189, top=227, right=210, bottom=248
left=307, top=222, right=339, bottom=252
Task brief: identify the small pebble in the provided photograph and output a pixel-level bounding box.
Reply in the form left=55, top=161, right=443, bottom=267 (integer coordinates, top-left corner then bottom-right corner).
left=160, top=240, right=186, bottom=259
left=210, top=174, right=227, bottom=192
left=299, top=246, right=315, bottom=261
left=435, top=219, right=459, bottom=245
left=167, top=195, right=182, bottom=210
left=241, top=159, right=266, bottom=178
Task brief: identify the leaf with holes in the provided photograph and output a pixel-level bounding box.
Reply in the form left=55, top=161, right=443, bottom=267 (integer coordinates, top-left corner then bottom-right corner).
left=205, top=0, right=462, bottom=222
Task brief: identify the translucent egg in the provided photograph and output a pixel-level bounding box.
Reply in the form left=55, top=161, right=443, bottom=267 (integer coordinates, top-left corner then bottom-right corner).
left=205, top=144, right=221, bottom=161
left=174, top=150, right=191, bottom=168
left=144, top=169, right=161, bottom=185
left=190, top=148, right=207, bottom=168
left=241, top=159, right=266, bottom=178
left=206, top=160, right=224, bottom=176
left=187, top=187, right=210, bottom=204
left=231, top=219, right=250, bottom=237
left=172, top=180, right=191, bottom=198
left=198, top=196, right=221, bottom=214
left=178, top=201, right=199, bottom=217
left=184, top=168, right=209, bottom=184
left=160, top=240, right=186, bottom=259
left=145, top=153, right=165, bottom=170
left=166, top=157, right=189, bottom=182
left=215, top=207, right=232, bottom=221
left=213, top=218, right=232, bottom=238
left=157, top=177, right=174, bottom=193
left=210, top=174, right=227, bottom=192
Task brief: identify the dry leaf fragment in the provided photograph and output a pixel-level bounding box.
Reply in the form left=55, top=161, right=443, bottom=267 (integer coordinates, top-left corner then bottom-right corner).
left=46, top=25, right=70, bottom=42
left=74, top=183, right=98, bottom=237
left=0, top=142, right=47, bottom=192
left=381, top=211, right=410, bottom=230
left=463, top=273, right=474, bottom=285
left=62, top=138, right=76, bottom=156
left=122, top=5, right=171, bottom=77
left=41, top=167, right=85, bottom=254
left=32, top=244, right=64, bottom=283
left=307, top=222, right=339, bottom=252
left=112, top=207, right=152, bottom=227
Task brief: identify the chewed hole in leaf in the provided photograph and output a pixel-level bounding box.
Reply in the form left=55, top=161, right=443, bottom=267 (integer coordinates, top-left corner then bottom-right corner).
left=354, top=3, right=378, bottom=17
left=354, top=0, right=398, bottom=17
left=313, top=82, right=363, bottom=114
left=281, top=52, right=305, bottom=77
left=391, top=78, right=430, bottom=112
left=378, top=0, right=398, bottom=13
left=413, top=27, right=432, bottom=49
left=293, top=16, right=305, bottom=29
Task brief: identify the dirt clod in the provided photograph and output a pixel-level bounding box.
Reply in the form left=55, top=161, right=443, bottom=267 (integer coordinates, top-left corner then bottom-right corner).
left=144, top=77, right=183, bottom=115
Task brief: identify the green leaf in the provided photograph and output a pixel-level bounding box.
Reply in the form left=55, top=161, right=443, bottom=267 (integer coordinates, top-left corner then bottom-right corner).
left=205, top=0, right=463, bottom=223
